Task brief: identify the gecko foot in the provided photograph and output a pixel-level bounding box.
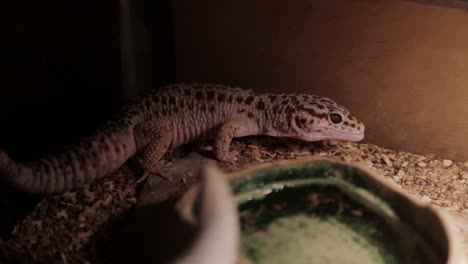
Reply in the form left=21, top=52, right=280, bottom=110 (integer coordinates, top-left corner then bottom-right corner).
left=140, top=161, right=174, bottom=181
left=216, top=151, right=239, bottom=164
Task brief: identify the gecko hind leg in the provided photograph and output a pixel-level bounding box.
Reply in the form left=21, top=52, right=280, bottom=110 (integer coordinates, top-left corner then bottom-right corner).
left=138, top=129, right=174, bottom=181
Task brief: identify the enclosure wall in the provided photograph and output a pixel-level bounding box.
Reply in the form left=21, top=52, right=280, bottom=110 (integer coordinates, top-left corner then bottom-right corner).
left=172, top=0, right=468, bottom=160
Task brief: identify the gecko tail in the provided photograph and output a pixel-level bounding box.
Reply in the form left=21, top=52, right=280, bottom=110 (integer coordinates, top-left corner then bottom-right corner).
left=0, top=127, right=138, bottom=194
left=0, top=148, right=31, bottom=191
left=0, top=148, right=9, bottom=170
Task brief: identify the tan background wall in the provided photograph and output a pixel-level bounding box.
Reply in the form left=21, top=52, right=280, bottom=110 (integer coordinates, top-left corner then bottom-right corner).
left=172, top=0, right=468, bottom=161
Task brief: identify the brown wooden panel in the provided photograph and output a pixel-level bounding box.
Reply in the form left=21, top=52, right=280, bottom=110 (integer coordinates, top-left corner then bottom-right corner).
left=172, top=0, right=468, bottom=161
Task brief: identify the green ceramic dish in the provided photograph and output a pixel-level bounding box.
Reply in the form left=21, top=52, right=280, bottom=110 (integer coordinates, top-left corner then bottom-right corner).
left=178, top=158, right=465, bottom=264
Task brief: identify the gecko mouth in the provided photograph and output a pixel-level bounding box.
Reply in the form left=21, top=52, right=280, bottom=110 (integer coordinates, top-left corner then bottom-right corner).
left=326, top=130, right=365, bottom=142
left=296, top=130, right=365, bottom=143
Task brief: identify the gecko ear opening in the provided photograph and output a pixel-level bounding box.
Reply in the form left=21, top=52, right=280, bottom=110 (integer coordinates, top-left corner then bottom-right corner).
left=292, top=112, right=309, bottom=131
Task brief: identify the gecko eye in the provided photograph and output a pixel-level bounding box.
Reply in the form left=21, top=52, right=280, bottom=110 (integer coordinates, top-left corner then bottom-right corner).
left=329, top=113, right=342, bottom=124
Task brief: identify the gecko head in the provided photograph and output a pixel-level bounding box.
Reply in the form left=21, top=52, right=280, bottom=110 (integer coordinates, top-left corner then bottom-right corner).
left=287, top=96, right=365, bottom=142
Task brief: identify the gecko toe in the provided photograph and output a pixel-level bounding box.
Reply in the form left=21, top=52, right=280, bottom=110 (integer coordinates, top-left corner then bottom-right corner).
left=142, top=162, right=174, bottom=181
left=217, top=151, right=239, bottom=163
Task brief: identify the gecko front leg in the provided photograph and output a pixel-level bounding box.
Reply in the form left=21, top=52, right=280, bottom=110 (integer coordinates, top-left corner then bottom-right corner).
left=139, top=128, right=173, bottom=180
left=214, top=119, right=258, bottom=163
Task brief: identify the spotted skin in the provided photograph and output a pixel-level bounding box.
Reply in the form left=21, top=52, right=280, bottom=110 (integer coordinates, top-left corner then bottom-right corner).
left=138, top=128, right=172, bottom=175
left=0, top=84, right=365, bottom=194
left=214, top=120, right=252, bottom=162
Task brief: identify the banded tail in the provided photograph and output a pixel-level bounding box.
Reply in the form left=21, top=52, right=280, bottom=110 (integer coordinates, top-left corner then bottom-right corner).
left=0, top=124, right=138, bottom=194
